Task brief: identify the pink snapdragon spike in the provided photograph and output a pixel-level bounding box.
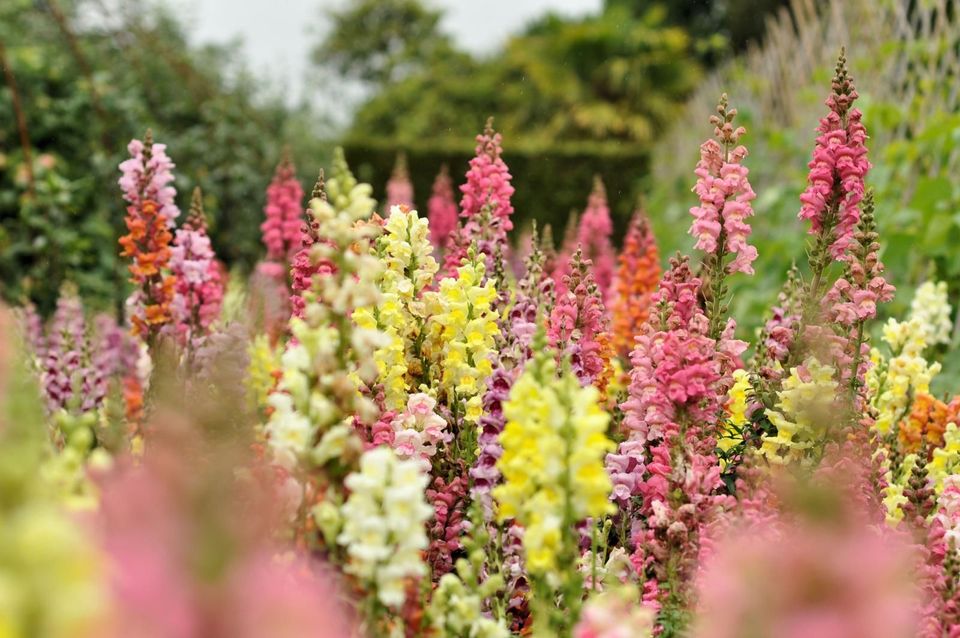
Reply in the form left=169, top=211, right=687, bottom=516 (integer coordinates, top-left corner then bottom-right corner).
left=823, top=192, right=894, bottom=394
left=548, top=249, right=608, bottom=387
left=689, top=94, right=757, bottom=276
left=118, top=134, right=180, bottom=229
left=260, top=151, right=304, bottom=265
left=40, top=287, right=89, bottom=413
left=459, top=117, right=515, bottom=239
left=386, top=152, right=414, bottom=210
left=427, top=164, right=458, bottom=249
left=576, top=176, right=616, bottom=302
left=440, top=118, right=515, bottom=280
left=610, top=257, right=743, bottom=624
left=798, top=49, right=870, bottom=260
left=169, top=188, right=224, bottom=351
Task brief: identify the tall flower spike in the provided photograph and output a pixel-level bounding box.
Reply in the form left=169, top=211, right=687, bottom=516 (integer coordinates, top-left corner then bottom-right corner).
left=576, top=176, right=616, bottom=303
left=441, top=118, right=515, bottom=280
left=118, top=130, right=179, bottom=341
left=386, top=151, right=414, bottom=210
left=260, top=149, right=304, bottom=265
left=169, top=187, right=224, bottom=355
left=494, top=330, right=614, bottom=632
left=611, top=210, right=661, bottom=357
left=40, top=286, right=89, bottom=414
left=289, top=169, right=331, bottom=319
left=799, top=49, right=870, bottom=261
left=823, top=190, right=894, bottom=400
left=459, top=117, right=515, bottom=237
left=690, top=94, right=757, bottom=340
left=427, top=164, right=458, bottom=250
left=548, top=248, right=609, bottom=388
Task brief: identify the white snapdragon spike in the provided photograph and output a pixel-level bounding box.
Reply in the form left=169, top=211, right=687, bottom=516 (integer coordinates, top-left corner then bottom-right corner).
left=338, top=446, right=433, bottom=609
left=909, top=280, right=953, bottom=347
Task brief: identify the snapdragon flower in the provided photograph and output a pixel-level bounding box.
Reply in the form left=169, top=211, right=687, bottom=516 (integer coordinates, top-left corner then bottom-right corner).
left=118, top=131, right=179, bottom=341
left=798, top=50, right=870, bottom=260
left=424, top=250, right=499, bottom=425
left=169, top=188, right=224, bottom=355
left=338, top=446, right=432, bottom=609
left=428, top=164, right=459, bottom=250
left=610, top=211, right=661, bottom=356
left=761, top=357, right=839, bottom=465
left=689, top=94, right=757, bottom=276
left=548, top=249, right=611, bottom=388
left=576, top=177, right=616, bottom=302
left=264, top=149, right=383, bottom=477
left=910, top=281, right=953, bottom=348
left=260, top=151, right=304, bottom=264
left=386, top=152, right=414, bottom=210
left=494, top=337, right=615, bottom=578
left=353, top=205, right=438, bottom=410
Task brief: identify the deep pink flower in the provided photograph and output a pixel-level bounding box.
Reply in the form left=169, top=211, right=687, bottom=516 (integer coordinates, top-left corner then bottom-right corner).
left=798, top=52, right=870, bottom=260
left=260, top=153, right=304, bottom=264
left=427, top=165, right=458, bottom=249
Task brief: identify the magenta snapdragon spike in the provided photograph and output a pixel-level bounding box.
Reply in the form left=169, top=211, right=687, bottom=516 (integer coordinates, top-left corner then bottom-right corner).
left=548, top=249, right=608, bottom=386
left=459, top=117, right=514, bottom=238
left=169, top=188, right=224, bottom=351
left=118, top=134, right=180, bottom=229
left=386, top=152, right=414, bottom=210
left=470, top=365, right=513, bottom=519
left=260, top=151, right=304, bottom=264
left=611, top=257, right=741, bottom=622
left=689, top=95, right=757, bottom=276
left=799, top=50, right=870, bottom=261
left=427, top=165, right=458, bottom=249
left=40, top=288, right=89, bottom=413
left=576, top=177, right=616, bottom=302
left=439, top=119, right=515, bottom=280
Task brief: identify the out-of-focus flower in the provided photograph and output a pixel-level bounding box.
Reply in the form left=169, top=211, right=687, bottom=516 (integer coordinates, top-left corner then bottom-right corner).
left=693, top=513, right=920, bottom=638
left=576, top=177, right=616, bottom=302
left=574, top=586, right=655, bottom=638
left=610, top=212, right=661, bottom=356
left=761, top=357, right=838, bottom=465
left=386, top=152, right=414, bottom=210
left=428, top=164, right=458, bottom=250
left=260, top=151, right=304, bottom=264
left=338, top=446, right=432, bottom=609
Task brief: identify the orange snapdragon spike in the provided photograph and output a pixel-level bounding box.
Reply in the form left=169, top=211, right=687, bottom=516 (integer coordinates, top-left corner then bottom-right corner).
left=611, top=212, right=661, bottom=356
